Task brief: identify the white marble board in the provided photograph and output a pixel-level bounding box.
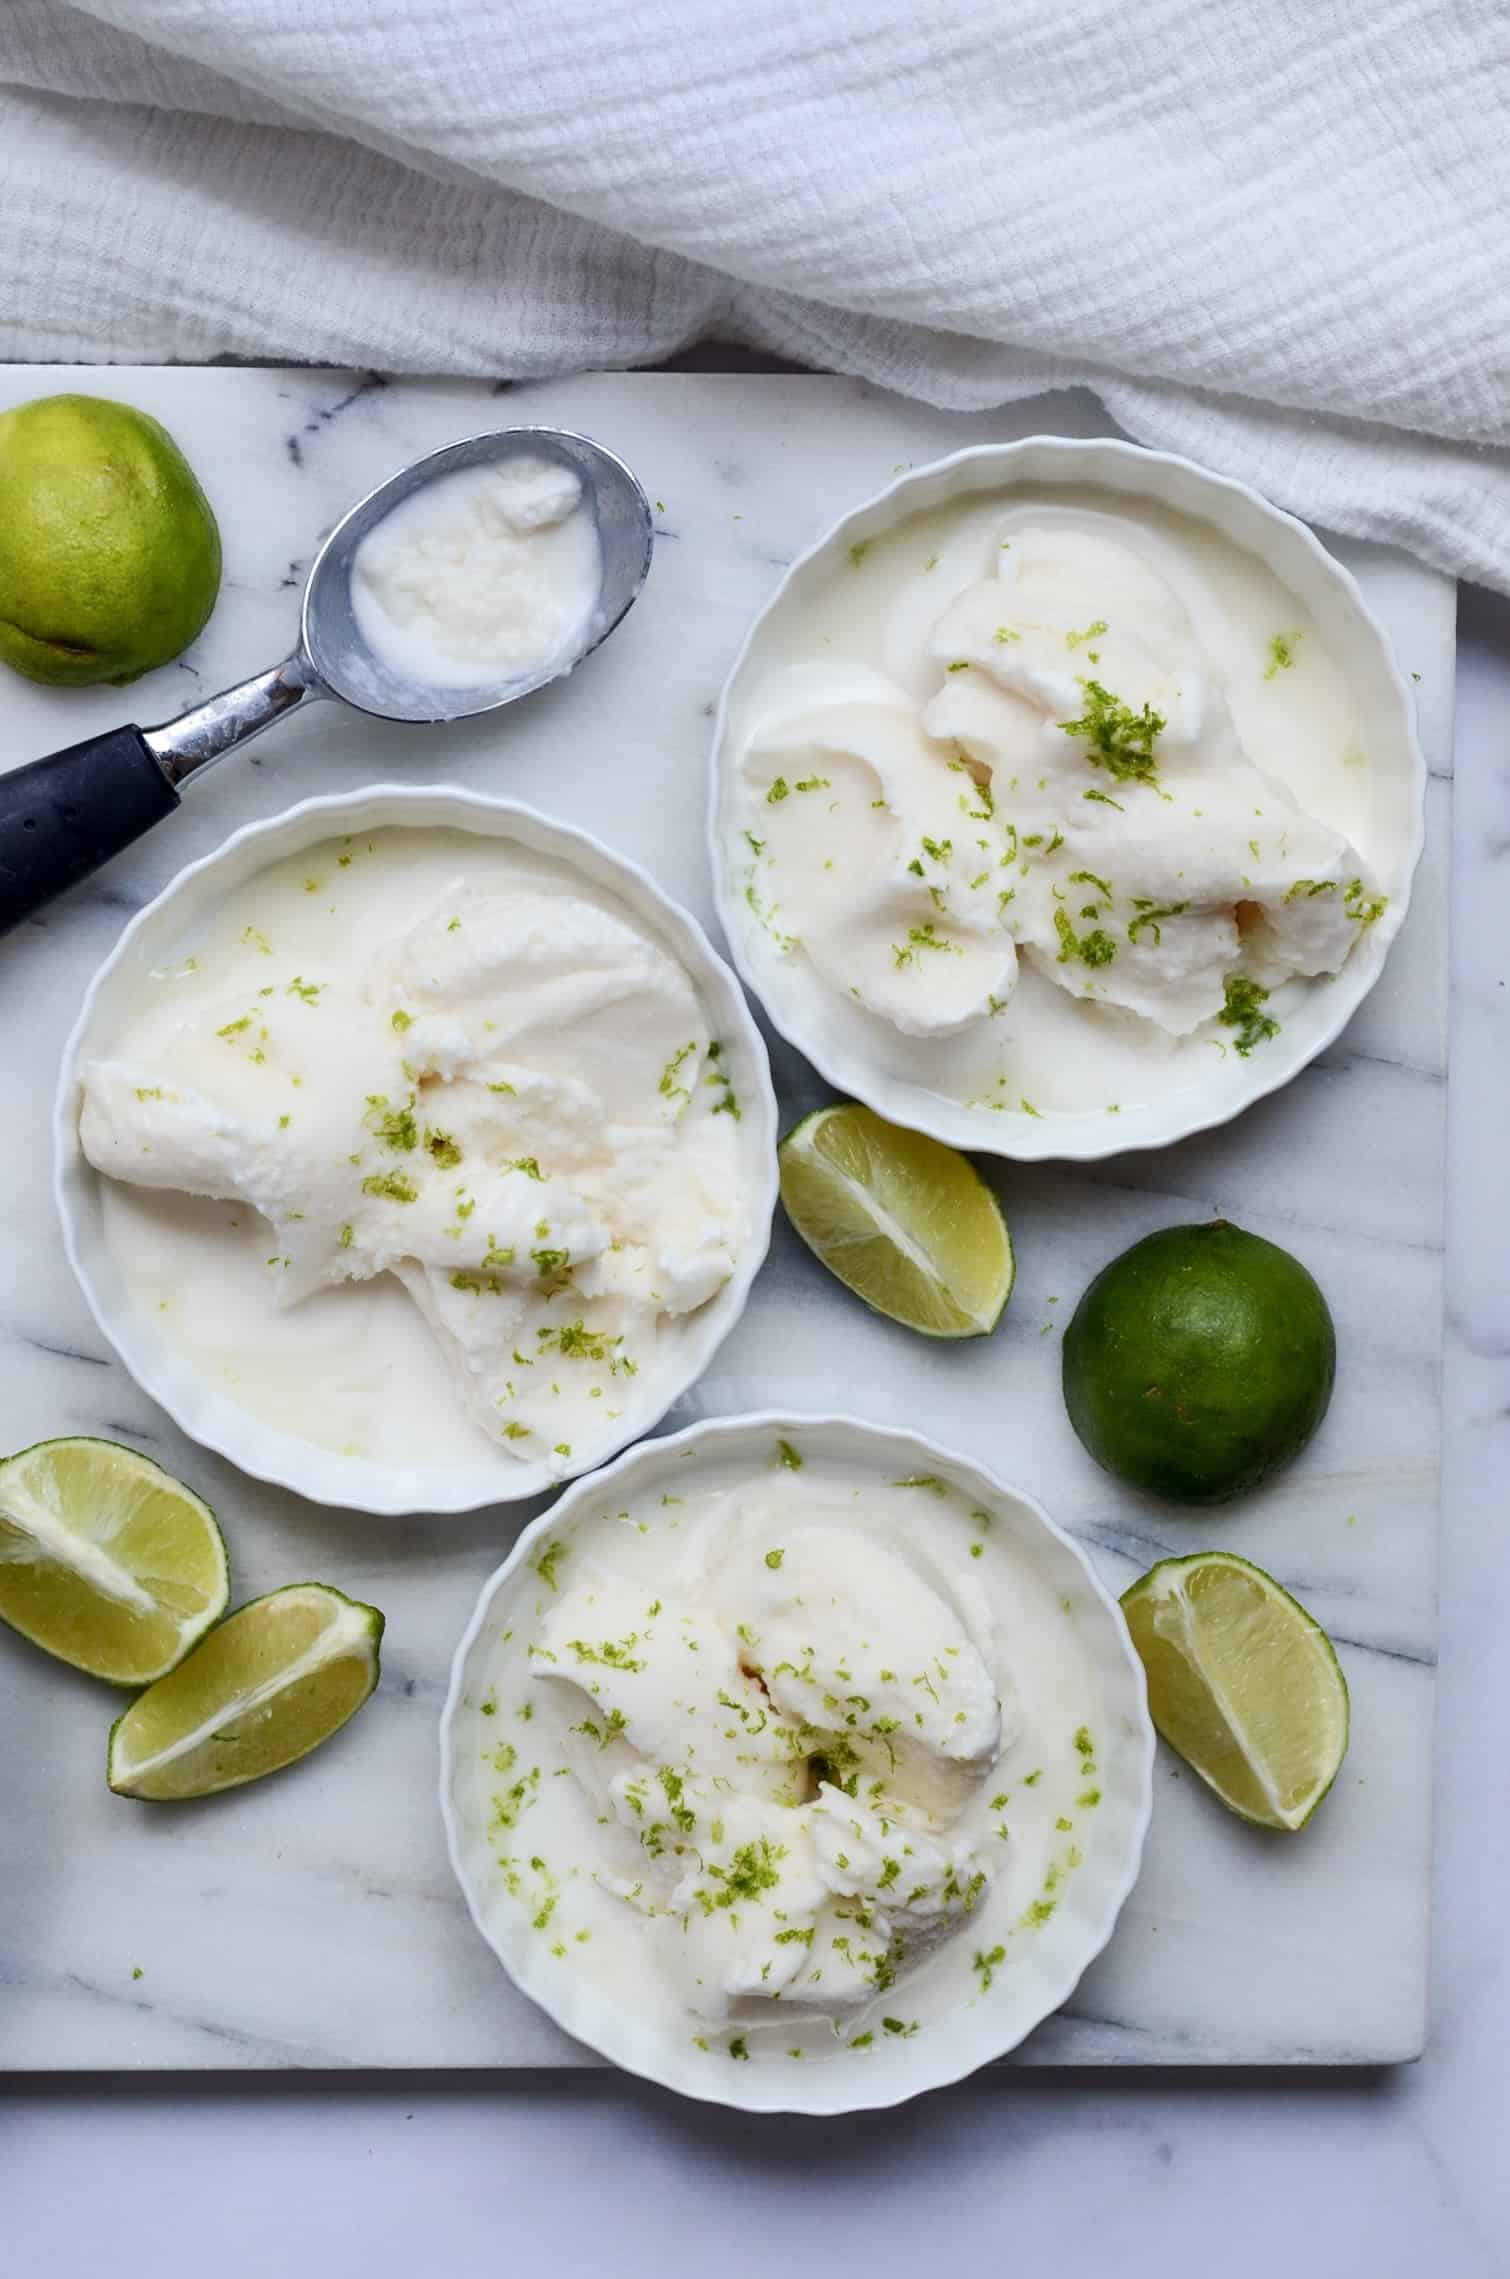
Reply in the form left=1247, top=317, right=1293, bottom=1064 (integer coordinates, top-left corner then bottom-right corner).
left=0, top=371, right=1449, bottom=2070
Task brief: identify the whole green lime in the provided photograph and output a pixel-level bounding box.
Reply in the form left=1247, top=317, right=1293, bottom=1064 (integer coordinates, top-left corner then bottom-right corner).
left=1062, top=1221, right=1336, bottom=1505
left=0, top=394, right=221, bottom=687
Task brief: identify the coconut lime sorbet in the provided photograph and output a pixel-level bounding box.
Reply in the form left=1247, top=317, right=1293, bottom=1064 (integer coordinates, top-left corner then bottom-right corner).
left=723, top=490, right=1391, bottom=1119
left=76, top=826, right=763, bottom=1476
left=449, top=1436, right=1120, bottom=2070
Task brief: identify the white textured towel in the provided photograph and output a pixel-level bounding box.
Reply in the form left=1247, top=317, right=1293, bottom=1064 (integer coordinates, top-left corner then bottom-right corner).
left=2, top=1, right=1508, bottom=588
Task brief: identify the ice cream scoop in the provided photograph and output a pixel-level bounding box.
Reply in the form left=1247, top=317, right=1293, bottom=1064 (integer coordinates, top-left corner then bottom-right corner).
left=0, top=428, right=653, bottom=934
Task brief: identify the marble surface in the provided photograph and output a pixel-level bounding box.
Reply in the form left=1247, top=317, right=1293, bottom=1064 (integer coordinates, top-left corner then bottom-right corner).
left=0, top=371, right=1451, bottom=2077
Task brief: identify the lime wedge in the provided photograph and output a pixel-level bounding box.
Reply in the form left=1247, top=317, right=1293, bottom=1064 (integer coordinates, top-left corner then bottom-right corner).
left=778, top=1102, right=1013, bottom=1337
left=0, top=1437, right=228, bottom=1684
left=1121, top=1552, right=1348, bottom=1831
left=107, top=1583, right=383, bottom=1801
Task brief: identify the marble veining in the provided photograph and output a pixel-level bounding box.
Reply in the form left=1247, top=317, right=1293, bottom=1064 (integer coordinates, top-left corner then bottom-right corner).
left=0, top=372, right=1450, bottom=2070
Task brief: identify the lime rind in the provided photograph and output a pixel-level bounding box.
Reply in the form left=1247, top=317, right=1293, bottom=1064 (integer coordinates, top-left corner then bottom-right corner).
left=106, top=1581, right=384, bottom=1802
left=0, top=1435, right=229, bottom=1685
left=778, top=1102, right=1013, bottom=1340
left=1121, top=1551, right=1348, bottom=1832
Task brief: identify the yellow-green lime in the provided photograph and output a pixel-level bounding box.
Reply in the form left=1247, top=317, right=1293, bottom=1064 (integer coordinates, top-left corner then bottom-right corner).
left=778, top=1101, right=1012, bottom=1336
left=1121, top=1552, right=1349, bottom=1831
left=107, top=1583, right=384, bottom=1801
left=0, top=1437, right=228, bottom=1685
left=0, top=393, right=221, bottom=686
left=1063, top=1220, right=1336, bottom=1504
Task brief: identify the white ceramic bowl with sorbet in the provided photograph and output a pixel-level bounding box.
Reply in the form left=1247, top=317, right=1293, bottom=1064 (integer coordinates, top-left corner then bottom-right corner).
left=709, top=438, right=1426, bottom=1161
left=55, top=786, right=777, bottom=1516
left=441, top=1412, right=1154, bottom=2114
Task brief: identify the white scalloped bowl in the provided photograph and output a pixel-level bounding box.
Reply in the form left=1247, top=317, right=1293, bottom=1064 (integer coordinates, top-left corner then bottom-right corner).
left=440, top=1412, right=1154, bottom=2113
left=54, top=787, right=777, bottom=1517
left=708, top=438, right=1426, bottom=1160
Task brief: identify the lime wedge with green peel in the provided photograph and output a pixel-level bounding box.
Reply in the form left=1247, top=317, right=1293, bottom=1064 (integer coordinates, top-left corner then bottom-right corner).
left=0, top=1438, right=228, bottom=1684
left=108, top=1583, right=383, bottom=1801
left=778, top=1102, right=1012, bottom=1336
left=1121, top=1552, right=1349, bottom=1831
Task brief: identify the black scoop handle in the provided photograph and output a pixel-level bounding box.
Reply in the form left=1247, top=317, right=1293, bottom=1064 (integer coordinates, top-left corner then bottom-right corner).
left=0, top=726, right=179, bottom=936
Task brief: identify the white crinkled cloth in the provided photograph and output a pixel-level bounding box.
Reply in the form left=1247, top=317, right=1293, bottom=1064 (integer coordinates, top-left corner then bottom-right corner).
left=2, top=1, right=1507, bottom=589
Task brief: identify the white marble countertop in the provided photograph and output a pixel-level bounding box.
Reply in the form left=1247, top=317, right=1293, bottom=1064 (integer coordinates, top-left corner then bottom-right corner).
left=0, top=373, right=1505, bottom=2271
